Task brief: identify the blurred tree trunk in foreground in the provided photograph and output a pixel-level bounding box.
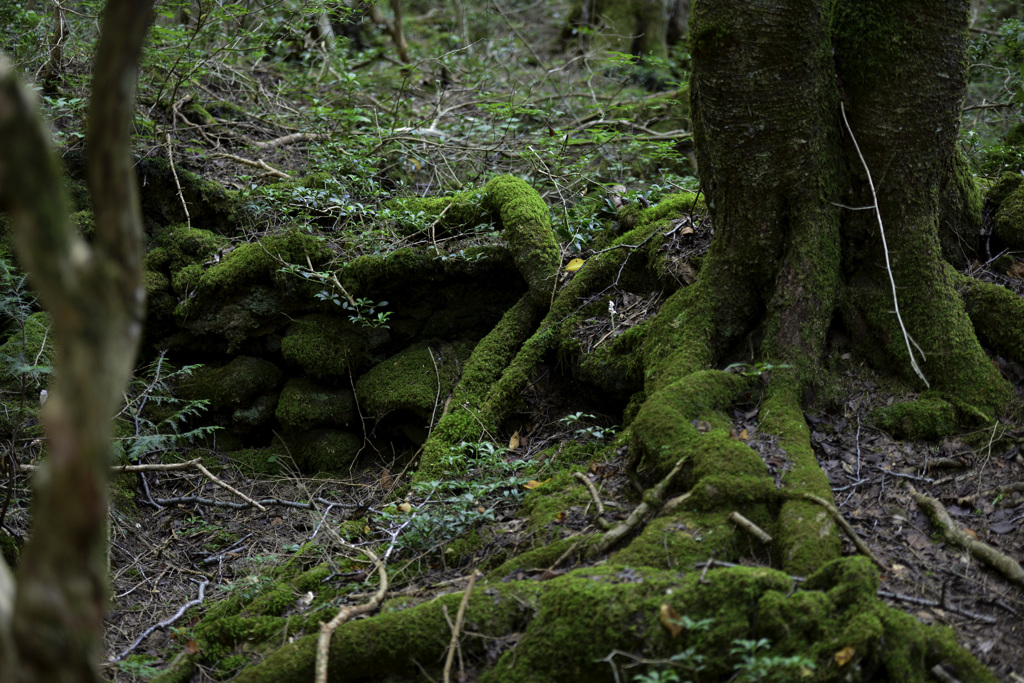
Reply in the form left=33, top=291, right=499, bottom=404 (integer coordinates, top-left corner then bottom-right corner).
left=0, top=1, right=153, bottom=681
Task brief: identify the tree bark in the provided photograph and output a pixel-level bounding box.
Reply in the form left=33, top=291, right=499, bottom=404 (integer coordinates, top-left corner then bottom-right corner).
left=0, top=1, right=154, bottom=680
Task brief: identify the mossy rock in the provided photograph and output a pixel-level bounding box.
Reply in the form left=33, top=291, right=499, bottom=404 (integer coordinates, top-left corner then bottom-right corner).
left=871, top=395, right=960, bottom=441
left=275, top=377, right=357, bottom=431
left=355, top=340, right=474, bottom=420
left=280, top=314, right=389, bottom=380
left=172, top=230, right=332, bottom=352
left=230, top=444, right=288, bottom=476
left=232, top=393, right=280, bottom=433
left=286, top=428, right=363, bottom=472
left=177, top=356, right=282, bottom=411
left=133, top=156, right=246, bottom=235
left=147, top=223, right=228, bottom=274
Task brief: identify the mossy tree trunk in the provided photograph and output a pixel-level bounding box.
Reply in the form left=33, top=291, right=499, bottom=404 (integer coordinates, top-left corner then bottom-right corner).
left=688, top=0, right=1013, bottom=417
left=0, top=1, right=153, bottom=681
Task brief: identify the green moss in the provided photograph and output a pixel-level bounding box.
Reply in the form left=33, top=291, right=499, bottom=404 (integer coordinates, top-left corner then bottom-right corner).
left=274, top=377, right=356, bottom=431
left=176, top=356, right=282, bottom=411
left=482, top=175, right=559, bottom=307
left=355, top=341, right=472, bottom=420
left=871, top=395, right=962, bottom=440
left=171, top=263, right=204, bottom=296
left=0, top=311, right=54, bottom=389
left=230, top=445, right=287, bottom=476
left=286, top=429, right=363, bottom=472
left=993, top=180, right=1024, bottom=252
left=193, top=229, right=330, bottom=297
left=151, top=223, right=228, bottom=274
left=135, top=156, right=246, bottom=234
left=386, top=189, right=488, bottom=235
left=280, top=313, right=386, bottom=379
left=762, top=377, right=842, bottom=575
left=986, top=171, right=1023, bottom=210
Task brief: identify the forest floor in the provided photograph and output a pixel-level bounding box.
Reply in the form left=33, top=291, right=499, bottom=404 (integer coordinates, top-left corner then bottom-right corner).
left=85, top=257, right=1024, bottom=682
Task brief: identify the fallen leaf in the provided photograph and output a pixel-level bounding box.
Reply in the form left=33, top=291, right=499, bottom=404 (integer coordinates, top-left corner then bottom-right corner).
left=398, top=502, right=413, bottom=513
left=738, top=428, right=749, bottom=440
left=565, top=258, right=585, bottom=272
left=834, top=645, right=856, bottom=666
left=509, top=430, right=521, bottom=451
left=659, top=604, right=683, bottom=638
left=523, top=479, right=551, bottom=490
left=183, top=640, right=199, bottom=654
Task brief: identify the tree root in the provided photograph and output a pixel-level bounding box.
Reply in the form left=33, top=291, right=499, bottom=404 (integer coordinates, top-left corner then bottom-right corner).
left=909, top=486, right=1024, bottom=586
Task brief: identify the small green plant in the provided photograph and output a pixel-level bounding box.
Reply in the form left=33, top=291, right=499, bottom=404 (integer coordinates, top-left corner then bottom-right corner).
left=373, top=441, right=532, bottom=554
left=559, top=412, right=617, bottom=442
left=116, top=654, right=162, bottom=681
left=116, top=353, right=221, bottom=462
left=730, top=638, right=816, bottom=682
left=279, top=262, right=392, bottom=328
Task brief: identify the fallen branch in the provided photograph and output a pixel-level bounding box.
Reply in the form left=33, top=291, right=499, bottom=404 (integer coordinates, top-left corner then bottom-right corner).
left=910, top=486, right=1024, bottom=586
left=442, top=570, right=479, bottom=683
left=110, top=579, right=207, bottom=662
left=249, top=132, right=322, bottom=149
left=573, top=471, right=611, bottom=530
left=209, top=152, right=290, bottom=179
left=315, top=544, right=388, bottom=683
left=728, top=511, right=772, bottom=545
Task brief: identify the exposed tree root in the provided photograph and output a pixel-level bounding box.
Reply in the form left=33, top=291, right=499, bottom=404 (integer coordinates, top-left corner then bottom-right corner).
left=909, top=486, right=1024, bottom=586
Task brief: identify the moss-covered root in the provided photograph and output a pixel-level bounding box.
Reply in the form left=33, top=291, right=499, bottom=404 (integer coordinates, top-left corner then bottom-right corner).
left=230, top=559, right=997, bottom=683
left=230, top=583, right=537, bottom=683
left=482, top=175, right=560, bottom=307
left=414, top=294, right=543, bottom=483
left=630, top=370, right=753, bottom=484
left=760, top=377, right=841, bottom=576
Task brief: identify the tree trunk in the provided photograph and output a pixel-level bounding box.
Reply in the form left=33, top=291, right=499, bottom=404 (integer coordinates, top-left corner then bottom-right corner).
left=0, top=1, right=154, bottom=681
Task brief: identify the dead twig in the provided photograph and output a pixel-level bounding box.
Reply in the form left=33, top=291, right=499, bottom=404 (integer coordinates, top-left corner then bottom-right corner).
left=110, top=579, right=207, bottom=663
left=209, top=152, right=291, bottom=180
left=589, top=457, right=688, bottom=557
left=573, top=471, right=611, bottom=530
left=315, top=544, right=388, bottom=683
left=442, top=570, right=480, bottom=683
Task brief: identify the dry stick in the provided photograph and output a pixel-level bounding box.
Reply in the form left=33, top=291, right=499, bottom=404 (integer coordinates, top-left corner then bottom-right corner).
left=208, top=152, right=291, bottom=180
left=20, top=457, right=202, bottom=474
left=24, top=457, right=271, bottom=512
left=839, top=101, right=928, bottom=388
left=192, top=461, right=268, bottom=512
left=110, top=579, right=207, bottom=662
left=789, top=491, right=888, bottom=571
left=315, top=544, right=389, bottom=683
left=573, top=471, right=611, bottom=530
left=909, top=486, right=1024, bottom=585
left=728, top=511, right=773, bottom=545
left=249, top=132, right=321, bottom=149
left=442, top=571, right=480, bottom=683
left=166, top=133, right=191, bottom=229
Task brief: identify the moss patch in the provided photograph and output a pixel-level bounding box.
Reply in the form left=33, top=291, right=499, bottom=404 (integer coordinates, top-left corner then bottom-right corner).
left=177, top=356, right=282, bottom=411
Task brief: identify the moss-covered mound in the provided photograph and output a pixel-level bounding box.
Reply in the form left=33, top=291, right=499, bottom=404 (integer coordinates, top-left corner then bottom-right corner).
left=176, top=356, right=282, bottom=412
